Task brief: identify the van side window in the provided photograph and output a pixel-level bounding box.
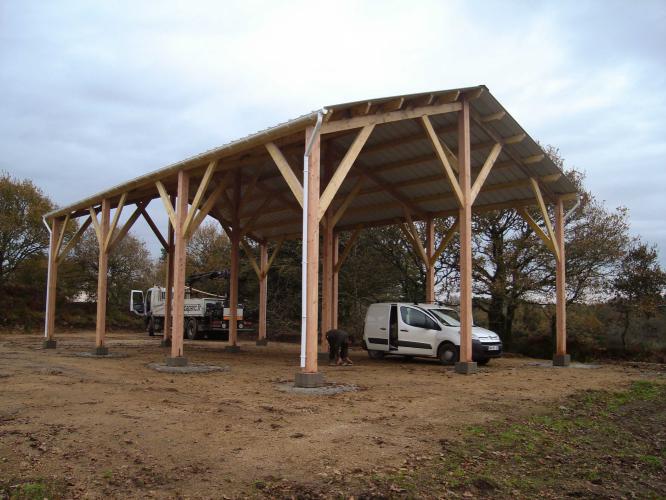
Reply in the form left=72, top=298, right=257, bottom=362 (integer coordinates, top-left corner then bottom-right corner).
left=400, top=307, right=439, bottom=329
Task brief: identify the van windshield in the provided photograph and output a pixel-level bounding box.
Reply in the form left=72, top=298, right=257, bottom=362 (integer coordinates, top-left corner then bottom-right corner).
left=429, top=308, right=461, bottom=327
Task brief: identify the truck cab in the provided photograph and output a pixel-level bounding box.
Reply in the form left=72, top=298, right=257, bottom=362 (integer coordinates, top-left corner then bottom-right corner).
left=363, top=302, right=502, bottom=365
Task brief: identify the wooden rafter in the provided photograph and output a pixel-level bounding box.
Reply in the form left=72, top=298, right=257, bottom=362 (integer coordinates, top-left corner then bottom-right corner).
left=421, top=115, right=464, bottom=206
left=155, top=181, right=177, bottom=227
left=366, top=171, right=424, bottom=216
left=318, top=124, right=374, bottom=219
left=480, top=110, right=506, bottom=123
left=240, top=196, right=273, bottom=238
left=470, top=143, right=502, bottom=204
left=322, top=101, right=462, bottom=134
left=265, top=142, right=303, bottom=207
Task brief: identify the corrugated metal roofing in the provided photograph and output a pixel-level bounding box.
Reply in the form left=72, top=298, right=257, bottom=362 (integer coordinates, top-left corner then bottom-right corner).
left=46, top=85, right=578, bottom=241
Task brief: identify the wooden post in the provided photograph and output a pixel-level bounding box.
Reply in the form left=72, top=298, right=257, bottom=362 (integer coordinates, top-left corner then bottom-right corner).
left=554, top=197, right=570, bottom=366
left=456, top=100, right=476, bottom=374
left=169, top=171, right=189, bottom=365
left=332, top=233, right=339, bottom=329
left=257, top=241, right=268, bottom=345
left=425, top=215, right=435, bottom=303
left=321, top=212, right=334, bottom=351
left=94, top=199, right=110, bottom=355
left=162, top=213, right=175, bottom=346
left=43, top=217, right=63, bottom=348
left=304, top=126, right=321, bottom=375
left=227, top=172, right=241, bottom=350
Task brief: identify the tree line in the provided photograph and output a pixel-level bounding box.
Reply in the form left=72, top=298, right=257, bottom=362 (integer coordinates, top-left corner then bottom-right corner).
left=1, top=152, right=665, bottom=361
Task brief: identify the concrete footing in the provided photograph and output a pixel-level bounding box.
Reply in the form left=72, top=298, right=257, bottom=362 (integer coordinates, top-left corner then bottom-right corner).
left=553, top=354, right=571, bottom=367
left=166, top=356, right=187, bottom=367
left=93, top=346, right=109, bottom=356
left=294, top=371, right=325, bottom=388
left=454, top=361, right=478, bottom=374
left=224, top=345, right=241, bottom=353
left=255, top=339, right=268, bottom=346
left=160, top=338, right=172, bottom=347
left=43, top=339, right=57, bottom=349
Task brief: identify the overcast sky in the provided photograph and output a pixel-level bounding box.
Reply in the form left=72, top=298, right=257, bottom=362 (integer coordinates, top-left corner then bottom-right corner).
left=2, top=1, right=665, bottom=263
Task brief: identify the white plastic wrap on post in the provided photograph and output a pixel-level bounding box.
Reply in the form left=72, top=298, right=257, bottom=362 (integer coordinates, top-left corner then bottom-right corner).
left=42, top=217, right=53, bottom=338
left=300, top=110, right=326, bottom=368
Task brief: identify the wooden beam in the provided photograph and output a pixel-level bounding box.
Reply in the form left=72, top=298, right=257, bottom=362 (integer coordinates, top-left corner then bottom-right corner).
left=54, top=214, right=69, bottom=257
left=319, top=124, right=374, bottom=219
left=265, top=142, right=303, bottom=207
left=523, top=154, right=545, bottom=164
left=104, top=192, right=127, bottom=251
left=555, top=197, right=567, bottom=358
left=88, top=207, right=101, bottom=242
left=57, top=216, right=92, bottom=264
left=240, top=197, right=273, bottom=238
left=421, top=115, right=464, bottom=206
left=321, top=101, right=462, bottom=134
left=156, top=181, right=177, bottom=228
left=470, top=143, right=502, bottom=204
left=435, top=90, right=460, bottom=104
left=139, top=205, right=169, bottom=251
left=182, top=160, right=217, bottom=236
left=480, top=110, right=505, bottom=123
left=530, top=177, right=560, bottom=262
left=517, top=208, right=556, bottom=255
left=258, top=242, right=268, bottom=342
left=366, top=171, right=425, bottom=216
left=264, top=238, right=284, bottom=275
left=430, top=219, right=459, bottom=266
left=458, top=99, right=473, bottom=365
left=331, top=176, right=364, bottom=227
left=334, top=225, right=362, bottom=273
left=185, top=175, right=230, bottom=239
left=381, top=97, right=404, bottom=112
left=240, top=238, right=262, bottom=279
left=44, top=217, right=62, bottom=343
left=170, top=171, right=189, bottom=360
left=403, top=210, right=429, bottom=266
left=107, top=205, right=143, bottom=253
left=95, top=198, right=110, bottom=350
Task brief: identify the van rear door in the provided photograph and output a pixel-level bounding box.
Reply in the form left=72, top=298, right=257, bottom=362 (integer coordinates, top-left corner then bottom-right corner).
left=364, top=304, right=390, bottom=352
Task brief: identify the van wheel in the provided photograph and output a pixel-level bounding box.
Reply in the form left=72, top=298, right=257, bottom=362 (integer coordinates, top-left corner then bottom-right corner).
left=186, top=318, right=199, bottom=340
left=367, top=350, right=385, bottom=360
left=438, top=342, right=458, bottom=365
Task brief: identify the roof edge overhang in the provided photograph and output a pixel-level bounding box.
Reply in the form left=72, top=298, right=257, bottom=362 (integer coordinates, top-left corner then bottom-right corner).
left=45, top=110, right=322, bottom=219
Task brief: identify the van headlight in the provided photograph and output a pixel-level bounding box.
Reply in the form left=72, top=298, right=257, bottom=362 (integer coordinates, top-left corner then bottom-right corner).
left=238, top=322, right=244, bottom=329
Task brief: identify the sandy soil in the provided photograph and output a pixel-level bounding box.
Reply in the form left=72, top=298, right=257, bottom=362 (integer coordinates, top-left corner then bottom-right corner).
left=0, top=330, right=661, bottom=498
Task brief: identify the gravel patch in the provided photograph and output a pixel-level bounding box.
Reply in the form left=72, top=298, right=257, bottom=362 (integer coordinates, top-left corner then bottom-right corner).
left=73, top=351, right=129, bottom=359
left=146, top=363, right=230, bottom=374
left=276, top=382, right=359, bottom=395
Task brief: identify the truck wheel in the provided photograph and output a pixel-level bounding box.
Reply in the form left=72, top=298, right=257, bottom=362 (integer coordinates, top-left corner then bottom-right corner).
left=367, top=350, right=385, bottom=360
left=147, top=317, right=155, bottom=337
left=438, top=342, right=458, bottom=366
left=186, top=318, right=199, bottom=340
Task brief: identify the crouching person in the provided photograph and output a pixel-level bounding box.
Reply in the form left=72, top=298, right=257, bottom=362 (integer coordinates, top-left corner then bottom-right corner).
left=326, top=329, right=353, bottom=366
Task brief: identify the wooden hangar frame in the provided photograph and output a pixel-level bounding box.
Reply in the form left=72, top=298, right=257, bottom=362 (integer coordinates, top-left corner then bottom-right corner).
left=43, top=85, right=577, bottom=385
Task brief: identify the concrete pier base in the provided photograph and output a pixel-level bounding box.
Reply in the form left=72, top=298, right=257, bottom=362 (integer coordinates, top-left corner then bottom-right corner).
left=454, top=361, right=478, bottom=374
left=166, top=356, right=187, bottom=367
left=43, top=339, right=57, bottom=349
left=93, top=346, right=109, bottom=356
left=553, top=354, right=571, bottom=367
left=294, top=372, right=325, bottom=388
left=224, top=345, right=241, bottom=353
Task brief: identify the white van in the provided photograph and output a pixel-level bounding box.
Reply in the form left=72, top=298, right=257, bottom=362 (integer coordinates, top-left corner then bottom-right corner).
left=362, top=303, right=502, bottom=365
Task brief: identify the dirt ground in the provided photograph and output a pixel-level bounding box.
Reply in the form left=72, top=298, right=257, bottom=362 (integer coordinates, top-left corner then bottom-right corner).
left=0, top=330, right=663, bottom=499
